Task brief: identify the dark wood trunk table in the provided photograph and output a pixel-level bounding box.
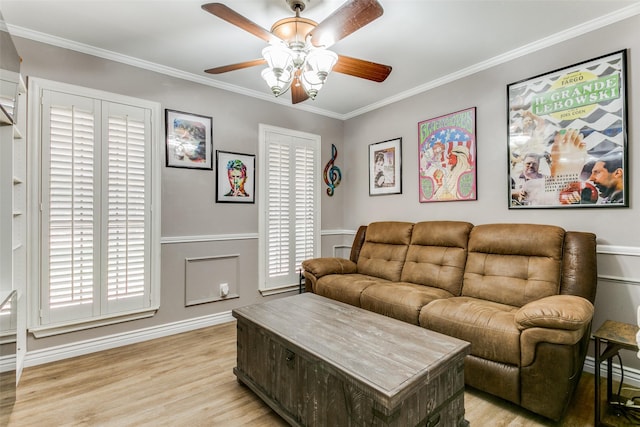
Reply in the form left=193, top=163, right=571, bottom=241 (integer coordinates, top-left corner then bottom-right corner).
left=232, top=293, right=470, bottom=426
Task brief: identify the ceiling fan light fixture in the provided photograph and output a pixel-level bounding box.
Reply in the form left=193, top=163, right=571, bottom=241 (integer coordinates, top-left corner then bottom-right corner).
left=203, top=0, right=391, bottom=104
left=261, top=38, right=337, bottom=100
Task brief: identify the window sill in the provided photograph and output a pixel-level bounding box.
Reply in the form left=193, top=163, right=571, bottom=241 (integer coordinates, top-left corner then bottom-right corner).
left=259, top=284, right=299, bottom=296
left=29, top=308, right=159, bottom=338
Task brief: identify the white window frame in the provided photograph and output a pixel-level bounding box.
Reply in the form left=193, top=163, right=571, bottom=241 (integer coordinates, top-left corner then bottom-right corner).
left=27, top=78, right=161, bottom=337
left=258, top=124, right=320, bottom=295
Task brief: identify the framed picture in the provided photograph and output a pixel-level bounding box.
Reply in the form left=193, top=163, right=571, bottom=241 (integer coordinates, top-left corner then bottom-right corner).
left=216, top=150, right=255, bottom=203
left=165, top=109, right=213, bottom=169
left=369, top=138, right=402, bottom=196
left=507, top=50, right=628, bottom=208
left=418, top=107, right=477, bottom=202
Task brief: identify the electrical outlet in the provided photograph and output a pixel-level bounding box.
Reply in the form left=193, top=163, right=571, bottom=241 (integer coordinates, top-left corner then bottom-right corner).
left=219, top=283, right=229, bottom=297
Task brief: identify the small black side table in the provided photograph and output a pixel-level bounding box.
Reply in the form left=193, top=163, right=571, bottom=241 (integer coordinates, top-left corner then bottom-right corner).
left=298, top=270, right=305, bottom=294
left=593, top=320, right=639, bottom=427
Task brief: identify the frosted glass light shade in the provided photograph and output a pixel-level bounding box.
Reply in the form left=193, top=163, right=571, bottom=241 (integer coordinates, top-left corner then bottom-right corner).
left=306, top=49, right=338, bottom=82
left=262, top=45, right=294, bottom=76
left=262, top=68, right=292, bottom=97
left=301, top=71, right=324, bottom=99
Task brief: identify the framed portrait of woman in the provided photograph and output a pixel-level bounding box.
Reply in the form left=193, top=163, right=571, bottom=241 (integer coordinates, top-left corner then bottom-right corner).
left=369, top=138, right=402, bottom=196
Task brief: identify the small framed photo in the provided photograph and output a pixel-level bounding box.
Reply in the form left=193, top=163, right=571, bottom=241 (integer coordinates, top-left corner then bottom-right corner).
left=165, top=109, right=213, bottom=169
left=216, top=150, right=255, bottom=203
left=369, top=137, right=402, bottom=196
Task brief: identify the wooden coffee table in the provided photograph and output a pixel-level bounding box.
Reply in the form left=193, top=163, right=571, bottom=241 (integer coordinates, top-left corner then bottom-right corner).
left=233, top=293, right=470, bottom=426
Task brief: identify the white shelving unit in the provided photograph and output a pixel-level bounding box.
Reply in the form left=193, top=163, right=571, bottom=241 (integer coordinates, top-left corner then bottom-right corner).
left=0, top=74, right=27, bottom=384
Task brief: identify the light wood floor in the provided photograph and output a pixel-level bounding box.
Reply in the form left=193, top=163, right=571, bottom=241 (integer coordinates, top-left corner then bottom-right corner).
left=2, top=321, right=638, bottom=426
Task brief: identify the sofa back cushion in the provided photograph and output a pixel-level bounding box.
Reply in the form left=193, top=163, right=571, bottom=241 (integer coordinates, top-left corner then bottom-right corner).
left=357, top=222, right=414, bottom=281
left=462, top=223, right=565, bottom=307
left=400, top=221, right=473, bottom=295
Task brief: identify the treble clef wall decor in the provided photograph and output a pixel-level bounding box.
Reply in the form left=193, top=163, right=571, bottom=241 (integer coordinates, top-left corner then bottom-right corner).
left=323, top=144, right=342, bottom=196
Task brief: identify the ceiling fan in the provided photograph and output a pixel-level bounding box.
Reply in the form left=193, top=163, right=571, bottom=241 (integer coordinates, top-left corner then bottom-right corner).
left=202, top=0, right=392, bottom=104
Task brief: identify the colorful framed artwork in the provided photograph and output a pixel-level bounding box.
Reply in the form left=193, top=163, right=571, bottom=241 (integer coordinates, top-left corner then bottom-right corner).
left=418, top=107, right=477, bottom=202
left=216, top=150, right=255, bottom=203
left=369, top=138, right=402, bottom=196
left=507, top=50, right=628, bottom=208
left=165, top=109, right=213, bottom=169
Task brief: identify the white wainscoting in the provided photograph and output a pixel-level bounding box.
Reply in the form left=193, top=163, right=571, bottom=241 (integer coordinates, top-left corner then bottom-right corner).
left=159, top=229, right=355, bottom=245
left=161, top=233, right=258, bottom=244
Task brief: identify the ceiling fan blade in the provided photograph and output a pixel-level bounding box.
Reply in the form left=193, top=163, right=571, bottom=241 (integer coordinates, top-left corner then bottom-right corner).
left=333, top=54, right=391, bottom=82
left=205, top=59, right=266, bottom=74
left=291, top=73, right=309, bottom=104
left=309, top=0, right=383, bottom=48
left=201, top=3, right=281, bottom=44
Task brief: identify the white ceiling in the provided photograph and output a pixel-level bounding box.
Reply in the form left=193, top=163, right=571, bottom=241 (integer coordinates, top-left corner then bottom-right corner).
left=2, top=0, right=639, bottom=119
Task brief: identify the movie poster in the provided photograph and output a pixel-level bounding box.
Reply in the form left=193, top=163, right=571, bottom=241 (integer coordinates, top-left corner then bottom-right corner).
left=508, top=50, right=628, bottom=208
left=418, top=107, right=477, bottom=202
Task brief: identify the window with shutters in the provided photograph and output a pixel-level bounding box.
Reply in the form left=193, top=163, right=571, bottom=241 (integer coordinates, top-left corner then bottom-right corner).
left=29, top=78, right=160, bottom=335
left=258, top=125, right=320, bottom=294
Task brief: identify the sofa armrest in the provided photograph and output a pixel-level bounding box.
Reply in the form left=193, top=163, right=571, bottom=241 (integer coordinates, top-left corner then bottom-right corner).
left=520, top=327, right=588, bottom=367
left=515, top=295, right=594, bottom=331
left=517, top=295, right=593, bottom=367
left=301, top=258, right=357, bottom=280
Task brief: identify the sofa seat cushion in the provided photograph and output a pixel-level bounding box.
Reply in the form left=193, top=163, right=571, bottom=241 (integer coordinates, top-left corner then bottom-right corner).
left=314, top=274, right=386, bottom=307
left=360, top=282, right=454, bottom=325
left=419, top=296, right=521, bottom=366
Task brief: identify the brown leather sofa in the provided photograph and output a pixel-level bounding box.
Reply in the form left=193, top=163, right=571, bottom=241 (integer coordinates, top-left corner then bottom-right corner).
left=302, top=221, right=597, bottom=421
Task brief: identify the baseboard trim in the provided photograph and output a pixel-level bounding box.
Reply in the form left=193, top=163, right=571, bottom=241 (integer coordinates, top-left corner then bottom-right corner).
left=24, top=311, right=235, bottom=368
left=583, top=355, right=640, bottom=388
left=0, top=355, right=16, bottom=373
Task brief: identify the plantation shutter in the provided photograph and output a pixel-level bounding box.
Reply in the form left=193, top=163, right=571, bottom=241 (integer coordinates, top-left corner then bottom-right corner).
left=42, top=92, right=99, bottom=324
left=294, top=145, right=316, bottom=270
left=40, top=89, right=153, bottom=326
left=260, top=126, right=320, bottom=291
left=266, top=141, right=290, bottom=280
left=104, top=103, right=151, bottom=313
